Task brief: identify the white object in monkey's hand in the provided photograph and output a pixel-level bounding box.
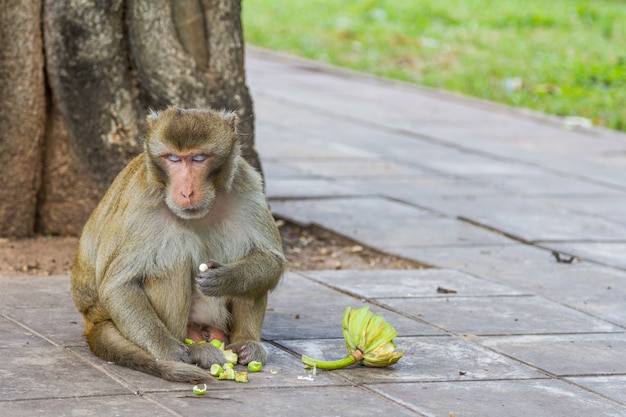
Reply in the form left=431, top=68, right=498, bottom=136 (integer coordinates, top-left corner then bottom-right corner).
left=198, top=261, right=219, bottom=273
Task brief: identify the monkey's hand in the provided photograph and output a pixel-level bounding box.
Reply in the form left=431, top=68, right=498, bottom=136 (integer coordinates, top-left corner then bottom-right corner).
left=196, top=251, right=284, bottom=298
left=227, top=341, right=268, bottom=365
left=195, top=261, right=225, bottom=297
left=156, top=340, right=194, bottom=364
left=187, top=343, right=226, bottom=369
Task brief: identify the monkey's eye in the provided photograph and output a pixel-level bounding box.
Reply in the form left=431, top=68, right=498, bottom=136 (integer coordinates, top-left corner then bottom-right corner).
left=166, top=154, right=182, bottom=162
left=192, top=154, right=209, bottom=162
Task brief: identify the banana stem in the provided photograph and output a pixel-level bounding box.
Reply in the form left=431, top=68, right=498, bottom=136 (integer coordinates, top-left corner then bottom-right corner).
left=301, top=349, right=362, bottom=370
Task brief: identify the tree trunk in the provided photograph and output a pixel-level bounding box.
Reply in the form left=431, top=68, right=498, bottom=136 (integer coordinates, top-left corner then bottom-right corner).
left=0, top=0, right=46, bottom=237
left=0, top=0, right=258, bottom=237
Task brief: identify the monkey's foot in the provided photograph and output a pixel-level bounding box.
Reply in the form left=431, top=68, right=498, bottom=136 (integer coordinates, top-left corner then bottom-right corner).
left=227, top=341, right=268, bottom=365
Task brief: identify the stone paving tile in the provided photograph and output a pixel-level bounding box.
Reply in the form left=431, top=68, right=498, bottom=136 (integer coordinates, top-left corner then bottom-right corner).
left=145, top=385, right=421, bottom=417
left=0, top=345, right=129, bottom=401
left=413, top=124, right=626, bottom=171
left=471, top=171, right=622, bottom=197
left=1, top=305, right=85, bottom=347
left=478, top=334, right=626, bottom=376
left=253, top=97, right=437, bottom=157
left=392, top=244, right=626, bottom=326
left=0, top=315, right=50, bottom=348
left=392, top=243, right=619, bottom=289
left=269, top=197, right=515, bottom=251
left=380, top=295, right=621, bottom=336
left=548, top=195, right=626, bottom=225
left=442, top=195, right=626, bottom=242
left=0, top=274, right=70, bottom=307
left=368, top=379, right=626, bottom=417
left=299, top=269, right=526, bottom=299
left=277, top=336, right=544, bottom=384
left=0, top=275, right=86, bottom=346
left=546, top=242, right=626, bottom=270
left=0, top=395, right=175, bottom=417
left=340, top=177, right=512, bottom=220
left=269, top=195, right=430, bottom=222
left=266, top=178, right=369, bottom=200
left=262, top=160, right=322, bottom=178
left=256, top=121, right=382, bottom=160
left=278, top=158, right=435, bottom=179
left=567, top=376, right=626, bottom=405
left=390, top=243, right=552, bottom=274
left=265, top=273, right=443, bottom=339
left=406, top=150, right=549, bottom=178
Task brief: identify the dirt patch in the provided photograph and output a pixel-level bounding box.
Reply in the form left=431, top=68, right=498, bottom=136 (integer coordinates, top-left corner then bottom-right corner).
left=0, top=219, right=424, bottom=277
left=277, top=219, right=424, bottom=271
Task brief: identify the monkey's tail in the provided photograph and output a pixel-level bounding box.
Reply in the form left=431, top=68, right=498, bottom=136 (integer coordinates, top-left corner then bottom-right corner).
left=86, top=321, right=212, bottom=384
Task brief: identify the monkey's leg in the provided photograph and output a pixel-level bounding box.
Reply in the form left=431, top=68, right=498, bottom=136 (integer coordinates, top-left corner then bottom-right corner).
left=87, top=320, right=212, bottom=383
left=226, top=295, right=269, bottom=365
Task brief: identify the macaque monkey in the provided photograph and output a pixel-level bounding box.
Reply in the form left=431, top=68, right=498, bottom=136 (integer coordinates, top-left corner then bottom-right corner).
left=71, top=107, right=285, bottom=383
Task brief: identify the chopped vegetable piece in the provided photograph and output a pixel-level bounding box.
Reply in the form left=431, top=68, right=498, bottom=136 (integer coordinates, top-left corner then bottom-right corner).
left=192, top=384, right=207, bottom=395
left=223, top=349, right=238, bottom=364
left=247, top=361, right=263, bottom=372
left=210, top=364, right=224, bottom=377
left=210, top=339, right=224, bottom=349
left=235, top=371, right=249, bottom=383
left=217, top=367, right=235, bottom=380
left=184, top=338, right=195, bottom=345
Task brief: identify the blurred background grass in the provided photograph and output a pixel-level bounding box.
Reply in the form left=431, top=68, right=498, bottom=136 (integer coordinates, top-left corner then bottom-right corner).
left=242, top=0, right=626, bottom=131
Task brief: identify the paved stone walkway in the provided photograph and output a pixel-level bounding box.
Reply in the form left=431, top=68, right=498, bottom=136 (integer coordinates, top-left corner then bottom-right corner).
left=1, top=48, right=625, bottom=416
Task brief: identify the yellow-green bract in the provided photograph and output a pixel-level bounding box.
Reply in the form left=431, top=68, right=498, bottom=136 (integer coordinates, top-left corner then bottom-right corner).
left=301, top=306, right=404, bottom=370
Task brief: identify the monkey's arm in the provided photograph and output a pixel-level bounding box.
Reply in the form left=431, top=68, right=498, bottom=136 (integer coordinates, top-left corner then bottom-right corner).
left=100, top=270, right=190, bottom=362
left=196, top=249, right=285, bottom=299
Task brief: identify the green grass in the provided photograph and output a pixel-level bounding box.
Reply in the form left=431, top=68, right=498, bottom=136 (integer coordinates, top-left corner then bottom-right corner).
left=242, top=0, right=626, bottom=131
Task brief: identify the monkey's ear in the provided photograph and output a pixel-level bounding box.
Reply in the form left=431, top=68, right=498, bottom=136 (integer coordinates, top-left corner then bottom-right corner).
left=146, top=109, right=159, bottom=129
left=220, top=111, right=239, bottom=132
left=222, top=154, right=240, bottom=192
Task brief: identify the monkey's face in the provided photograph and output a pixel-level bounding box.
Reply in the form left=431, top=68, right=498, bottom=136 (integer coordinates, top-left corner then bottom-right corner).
left=145, top=107, right=240, bottom=220
left=161, top=152, right=217, bottom=219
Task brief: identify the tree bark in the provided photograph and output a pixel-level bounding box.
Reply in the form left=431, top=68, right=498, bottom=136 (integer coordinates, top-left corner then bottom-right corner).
left=0, top=0, right=46, bottom=237
left=0, top=0, right=258, bottom=237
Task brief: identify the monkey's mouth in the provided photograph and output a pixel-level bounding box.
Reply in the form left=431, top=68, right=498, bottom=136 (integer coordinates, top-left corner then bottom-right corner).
left=178, top=204, right=211, bottom=219
left=182, top=207, right=204, bottom=216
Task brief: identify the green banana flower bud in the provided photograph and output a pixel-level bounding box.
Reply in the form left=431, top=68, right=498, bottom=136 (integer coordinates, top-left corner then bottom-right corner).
left=302, top=306, right=403, bottom=370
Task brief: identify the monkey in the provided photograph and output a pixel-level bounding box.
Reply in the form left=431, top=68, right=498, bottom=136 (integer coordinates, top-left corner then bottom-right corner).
left=71, top=106, right=285, bottom=383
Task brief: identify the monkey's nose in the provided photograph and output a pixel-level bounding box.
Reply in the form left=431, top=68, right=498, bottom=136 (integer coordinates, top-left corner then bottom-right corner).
left=179, top=190, right=195, bottom=207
